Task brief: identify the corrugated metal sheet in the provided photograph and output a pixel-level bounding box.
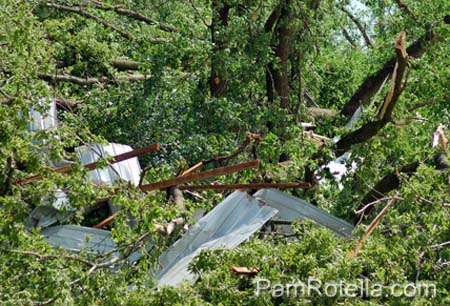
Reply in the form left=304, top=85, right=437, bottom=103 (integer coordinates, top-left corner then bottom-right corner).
left=75, top=143, right=141, bottom=187
left=254, top=189, right=354, bottom=238
left=41, top=225, right=144, bottom=264
left=26, top=189, right=74, bottom=228
left=156, top=191, right=278, bottom=287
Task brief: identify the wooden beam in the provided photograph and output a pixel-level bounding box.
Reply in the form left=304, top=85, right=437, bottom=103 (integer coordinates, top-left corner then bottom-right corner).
left=140, top=160, right=260, bottom=192
left=178, top=182, right=311, bottom=191
left=15, top=143, right=160, bottom=185
left=93, top=160, right=260, bottom=228
left=180, top=162, right=204, bottom=177
left=93, top=211, right=121, bottom=229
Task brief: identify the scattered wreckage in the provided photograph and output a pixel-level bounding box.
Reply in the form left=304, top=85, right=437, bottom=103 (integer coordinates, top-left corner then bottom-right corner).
left=20, top=99, right=355, bottom=287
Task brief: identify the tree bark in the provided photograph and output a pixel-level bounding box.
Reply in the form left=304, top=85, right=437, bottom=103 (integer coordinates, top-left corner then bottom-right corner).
left=209, top=0, right=230, bottom=97
left=265, top=0, right=294, bottom=109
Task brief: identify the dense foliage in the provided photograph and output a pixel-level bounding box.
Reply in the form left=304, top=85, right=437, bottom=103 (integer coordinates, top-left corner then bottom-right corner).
left=0, top=0, right=449, bottom=305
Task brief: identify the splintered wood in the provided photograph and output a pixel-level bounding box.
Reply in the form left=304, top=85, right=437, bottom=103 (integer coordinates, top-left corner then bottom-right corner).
left=230, top=267, right=259, bottom=275
left=347, top=197, right=398, bottom=259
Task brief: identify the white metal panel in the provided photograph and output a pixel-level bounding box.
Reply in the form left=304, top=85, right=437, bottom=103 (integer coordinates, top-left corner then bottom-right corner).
left=254, top=189, right=354, bottom=238
left=75, top=143, right=141, bottom=186
left=156, top=191, right=278, bottom=287
left=41, top=225, right=144, bottom=264
left=28, top=98, right=58, bottom=132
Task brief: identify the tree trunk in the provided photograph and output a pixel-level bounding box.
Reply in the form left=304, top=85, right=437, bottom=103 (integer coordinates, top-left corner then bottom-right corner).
left=210, top=0, right=230, bottom=97
left=265, top=0, right=293, bottom=109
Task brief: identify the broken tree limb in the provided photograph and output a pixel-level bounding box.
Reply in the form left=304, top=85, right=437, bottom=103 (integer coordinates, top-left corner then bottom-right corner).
left=378, top=31, right=408, bottom=120
left=86, top=0, right=180, bottom=33
left=140, top=160, right=260, bottom=192
left=42, top=2, right=134, bottom=40
left=347, top=197, right=398, bottom=259
left=334, top=32, right=409, bottom=155
left=167, top=186, right=185, bottom=211
left=354, top=151, right=449, bottom=224
left=111, top=59, right=141, bottom=71
left=14, top=143, right=160, bottom=185
left=407, top=94, right=449, bottom=112
left=355, top=161, right=418, bottom=222
left=395, top=0, right=419, bottom=21
left=340, top=16, right=450, bottom=118
left=54, top=97, right=79, bottom=110
left=178, top=182, right=311, bottom=191
left=38, top=73, right=150, bottom=86
left=201, top=133, right=262, bottom=167
left=307, top=107, right=337, bottom=119
left=340, top=6, right=373, bottom=48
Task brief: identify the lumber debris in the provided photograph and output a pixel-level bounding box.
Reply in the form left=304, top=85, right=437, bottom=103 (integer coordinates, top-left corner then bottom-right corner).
left=178, top=182, right=311, bottom=191
left=347, top=197, right=398, bottom=259
left=230, top=267, right=259, bottom=275
left=140, top=160, right=260, bottom=192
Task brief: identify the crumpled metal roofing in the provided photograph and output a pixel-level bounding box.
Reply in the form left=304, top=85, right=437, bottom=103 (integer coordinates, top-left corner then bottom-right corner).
left=26, top=189, right=73, bottom=228
left=254, top=189, right=354, bottom=237
left=76, top=143, right=142, bottom=187
left=41, top=225, right=143, bottom=264
left=156, top=190, right=278, bottom=287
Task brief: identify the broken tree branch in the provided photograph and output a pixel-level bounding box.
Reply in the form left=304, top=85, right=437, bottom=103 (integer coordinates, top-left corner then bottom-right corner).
left=395, top=0, right=419, bottom=21
left=54, top=96, right=79, bottom=111
left=201, top=133, right=262, bottom=167
left=340, top=6, right=373, bottom=48
left=342, top=28, right=357, bottom=48
left=408, top=94, right=449, bottom=112
left=86, top=0, right=180, bottom=33
left=111, top=59, right=141, bottom=71
left=38, top=72, right=150, bottom=86
left=357, top=161, right=419, bottom=219
left=334, top=32, right=409, bottom=154
left=341, top=16, right=449, bottom=118
left=347, top=197, right=398, bottom=259
left=167, top=186, right=185, bottom=211
left=354, top=151, right=449, bottom=224
left=42, top=2, right=134, bottom=40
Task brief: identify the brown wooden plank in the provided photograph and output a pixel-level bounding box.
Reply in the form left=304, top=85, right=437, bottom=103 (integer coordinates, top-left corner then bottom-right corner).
left=139, top=160, right=260, bottom=192
left=93, top=160, right=260, bottom=228
left=178, top=182, right=311, bottom=191
left=93, top=211, right=121, bottom=229
left=180, top=162, right=204, bottom=177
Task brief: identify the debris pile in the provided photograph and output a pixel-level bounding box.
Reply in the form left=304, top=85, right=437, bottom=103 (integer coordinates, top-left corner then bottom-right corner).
left=20, top=99, right=354, bottom=287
